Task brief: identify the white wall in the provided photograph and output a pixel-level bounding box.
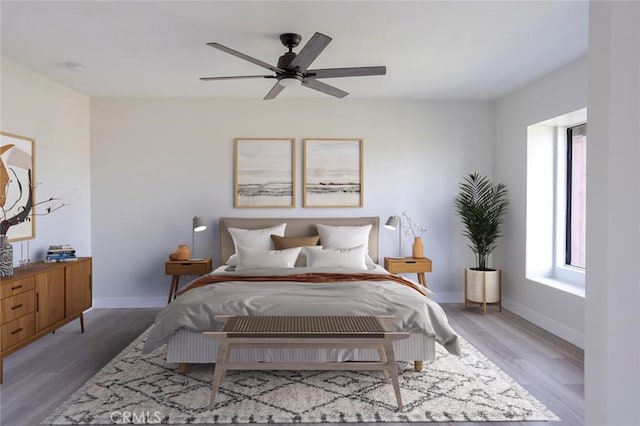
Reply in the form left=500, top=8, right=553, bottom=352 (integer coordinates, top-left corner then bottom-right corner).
left=585, top=2, right=640, bottom=424
left=90, top=98, right=493, bottom=307
left=494, top=56, right=588, bottom=347
left=0, top=58, right=91, bottom=263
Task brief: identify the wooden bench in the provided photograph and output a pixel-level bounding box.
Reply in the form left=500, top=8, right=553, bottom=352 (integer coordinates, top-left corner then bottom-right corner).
left=203, top=315, right=410, bottom=409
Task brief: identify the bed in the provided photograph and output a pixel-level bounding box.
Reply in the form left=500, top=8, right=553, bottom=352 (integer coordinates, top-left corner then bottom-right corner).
left=143, top=217, right=461, bottom=372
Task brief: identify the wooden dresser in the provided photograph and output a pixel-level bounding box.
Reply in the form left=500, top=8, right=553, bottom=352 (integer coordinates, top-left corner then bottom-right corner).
left=0, top=257, right=92, bottom=383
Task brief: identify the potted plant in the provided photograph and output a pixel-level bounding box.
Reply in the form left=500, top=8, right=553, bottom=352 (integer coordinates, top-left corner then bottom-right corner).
left=455, top=172, right=509, bottom=313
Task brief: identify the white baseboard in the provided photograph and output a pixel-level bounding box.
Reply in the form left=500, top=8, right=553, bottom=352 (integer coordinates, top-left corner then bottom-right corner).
left=503, top=297, right=584, bottom=349
left=93, top=297, right=166, bottom=308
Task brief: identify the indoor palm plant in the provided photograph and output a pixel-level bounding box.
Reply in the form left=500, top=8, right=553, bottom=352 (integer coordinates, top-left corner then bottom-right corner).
left=455, top=172, right=509, bottom=313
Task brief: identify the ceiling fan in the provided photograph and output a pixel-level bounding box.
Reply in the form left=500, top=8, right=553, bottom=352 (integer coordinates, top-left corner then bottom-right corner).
left=200, top=32, right=386, bottom=100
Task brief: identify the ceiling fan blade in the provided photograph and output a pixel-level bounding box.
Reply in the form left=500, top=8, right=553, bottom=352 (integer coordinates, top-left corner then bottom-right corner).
left=207, top=42, right=284, bottom=73
left=264, top=81, right=285, bottom=100
left=288, top=32, right=332, bottom=72
left=200, top=75, right=275, bottom=81
left=305, top=66, right=387, bottom=79
left=301, top=78, right=348, bottom=98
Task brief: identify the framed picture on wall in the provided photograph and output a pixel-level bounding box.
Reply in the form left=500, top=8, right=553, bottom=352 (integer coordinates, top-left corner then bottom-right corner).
left=1, top=131, right=36, bottom=241
left=234, top=138, right=296, bottom=208
left=303, top=138, right=363, bottom=208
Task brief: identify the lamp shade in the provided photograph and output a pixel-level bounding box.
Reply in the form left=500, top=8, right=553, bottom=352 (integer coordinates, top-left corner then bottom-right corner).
left=385, top=215, right=402, bottom=257
left=193, top=216, right=207, bottom=232
left=385, top=215, right=400, bottom=230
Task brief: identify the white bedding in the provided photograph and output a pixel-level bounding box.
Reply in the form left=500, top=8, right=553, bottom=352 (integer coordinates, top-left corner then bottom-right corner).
left=143, top=266, right=461, bottom=356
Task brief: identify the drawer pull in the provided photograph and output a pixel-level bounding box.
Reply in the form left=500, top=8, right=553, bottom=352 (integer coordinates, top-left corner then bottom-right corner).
left=11, top=304, right=23, bottom=310
left=11, top=328, right=23, bottom=335
left=405, top=261, right=417, bottom=264
left=11, top=285, right=23, bottom=291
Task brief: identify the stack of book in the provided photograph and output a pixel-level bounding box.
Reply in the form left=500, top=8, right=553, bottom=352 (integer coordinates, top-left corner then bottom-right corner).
left=45, top=244, right=77, bottom=263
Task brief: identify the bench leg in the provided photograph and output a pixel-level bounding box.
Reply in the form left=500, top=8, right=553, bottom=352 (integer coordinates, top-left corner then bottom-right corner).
left=377, top=345, right=390, bottom=382
left=209, top=343, right=229, bottom=409
left=414, top=360, right=423, bottom=371
left=384, top=342, right=403, bottom=410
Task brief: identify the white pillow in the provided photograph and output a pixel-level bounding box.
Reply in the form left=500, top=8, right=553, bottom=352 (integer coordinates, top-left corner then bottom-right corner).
left=235, top=245, right=301, bottom=271
left=302, top=245, right=368, bottom=270
left=228, top=237, right=318, bottom=267
left=228, top=223, right=287, bottom=254
left=299, top=245, right=323, bottom=266
left=316, top=224, right=375, bottom=267
left=226, top=253, right=239, bottom=266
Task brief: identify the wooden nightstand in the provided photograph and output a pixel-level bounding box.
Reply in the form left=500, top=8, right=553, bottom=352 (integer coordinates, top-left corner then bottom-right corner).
left=384, top=257, right=432, bottom=288
left=165, top=258, right=213, bottom=303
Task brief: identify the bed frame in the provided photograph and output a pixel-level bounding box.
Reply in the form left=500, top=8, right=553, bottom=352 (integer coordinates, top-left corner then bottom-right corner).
left=166, top=217, right=435, bottom=372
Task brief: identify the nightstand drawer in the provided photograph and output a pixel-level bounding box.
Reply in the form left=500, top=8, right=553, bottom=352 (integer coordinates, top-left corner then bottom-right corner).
left=1, top=290, right=35, bottom=324
left=165, top=259, right=212, bottom=276
left=1, top=276, right=35, bottom=299
left=2, top=313, right=35, bottom=350
left=384, top=258, right=432, bottom=274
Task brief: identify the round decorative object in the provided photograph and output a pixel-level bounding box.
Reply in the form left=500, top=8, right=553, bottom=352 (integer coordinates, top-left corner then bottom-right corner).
left=169, top=253, right=178, bottom=261
left=412, top=237, right=424, bottom=258
left=0, top=235, right=14, bottom=277
left=175, top=244, right=191, bottom=261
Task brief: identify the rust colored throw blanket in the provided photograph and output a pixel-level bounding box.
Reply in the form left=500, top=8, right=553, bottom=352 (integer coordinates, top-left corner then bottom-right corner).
left=178, top=272, right=428, bottom=297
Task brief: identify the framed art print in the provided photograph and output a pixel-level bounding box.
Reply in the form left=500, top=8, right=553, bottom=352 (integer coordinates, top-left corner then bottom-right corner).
left=303, top=138, right=363, bottom=208
left=1, top=131, right=36, bottom=241
left=234, top=138, right=295, bottom=208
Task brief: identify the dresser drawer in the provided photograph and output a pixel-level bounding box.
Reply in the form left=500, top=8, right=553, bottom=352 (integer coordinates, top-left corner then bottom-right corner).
left=1, top=314, right=35, bottom=350
left=1, top=276, right=35, bottom=299
left=1, top=290, right=35, bottom=324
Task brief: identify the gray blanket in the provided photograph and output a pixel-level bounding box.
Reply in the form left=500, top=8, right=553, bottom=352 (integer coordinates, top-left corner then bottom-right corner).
left=143, top=267, right=461, bottom=355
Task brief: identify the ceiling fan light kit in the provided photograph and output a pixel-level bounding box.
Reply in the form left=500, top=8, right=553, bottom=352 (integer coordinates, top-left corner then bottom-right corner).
left=278, top=76, right=302, bottom=87
left=200, top=32, right=386, bottom=99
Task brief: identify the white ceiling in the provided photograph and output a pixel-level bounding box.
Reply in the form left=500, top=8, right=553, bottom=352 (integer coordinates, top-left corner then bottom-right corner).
left=0, top=0, right=589, bottom=100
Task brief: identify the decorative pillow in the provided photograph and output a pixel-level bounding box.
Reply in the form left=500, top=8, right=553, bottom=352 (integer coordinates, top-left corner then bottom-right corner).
left=271, top=234, right=321, bottom=267
left=297, top=245, right=323, bottom=267
left=270, top=235, right=320, bottom=250
left=235, top=245, right=302, bottom=271
left=228, top=223, right=287, bottom=255
left=316, top=224, right=375, bottom=267
left=302, top=245, right=368, bottom=270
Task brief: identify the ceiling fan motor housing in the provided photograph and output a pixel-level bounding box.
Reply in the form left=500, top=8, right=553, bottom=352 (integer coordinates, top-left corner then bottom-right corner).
left=278, top=33, right=303, bottom=73
left=277, top=52, right=298, bottom=70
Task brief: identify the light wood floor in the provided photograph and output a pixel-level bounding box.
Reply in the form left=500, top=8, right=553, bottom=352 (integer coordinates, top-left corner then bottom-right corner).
left=0, top=305, right=583, bottom=426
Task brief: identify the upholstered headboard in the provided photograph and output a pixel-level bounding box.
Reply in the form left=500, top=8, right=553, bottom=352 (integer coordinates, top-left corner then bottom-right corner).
left=219, top=217, right=380, bottom=264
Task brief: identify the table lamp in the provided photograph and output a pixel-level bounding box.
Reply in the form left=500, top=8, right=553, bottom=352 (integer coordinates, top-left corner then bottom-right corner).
left=384, top=215, right=402, bottom=257
left=192, top=216, right=207, bottom=260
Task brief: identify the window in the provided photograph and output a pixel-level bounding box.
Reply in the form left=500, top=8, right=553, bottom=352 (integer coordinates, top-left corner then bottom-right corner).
left=566, top=124, right=587, bottom=268
left=526, top=108, right=586, bottom=295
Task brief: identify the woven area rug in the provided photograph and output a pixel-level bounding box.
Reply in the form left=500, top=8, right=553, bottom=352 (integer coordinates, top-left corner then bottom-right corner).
left=43, top=329, right=559, bottom=424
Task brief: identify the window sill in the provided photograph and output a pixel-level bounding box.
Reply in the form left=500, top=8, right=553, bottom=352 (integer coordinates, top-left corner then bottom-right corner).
left=527, top=275, right=585, bottom=298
